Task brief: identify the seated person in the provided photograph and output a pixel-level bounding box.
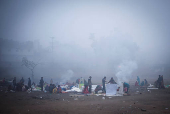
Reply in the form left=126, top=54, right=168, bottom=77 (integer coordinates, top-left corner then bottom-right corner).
left=57, top=85, right=62, bottom=93
left=141, top=81, right=144, bottom=86
left=144, top=79, right=148, bottom=86
left=135, top=80, right=139, bottom=86
left=49, top=84, right=55, bottom=93
left=53, top=87, right=57, bottom=93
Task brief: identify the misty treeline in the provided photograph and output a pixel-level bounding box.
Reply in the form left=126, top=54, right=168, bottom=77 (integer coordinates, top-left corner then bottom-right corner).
left=0, top=31, right=168, bottom=84
left=0, top=38, right=33, bottom=51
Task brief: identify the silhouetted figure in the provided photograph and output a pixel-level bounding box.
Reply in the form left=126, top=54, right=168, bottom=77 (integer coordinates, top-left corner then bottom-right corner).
left=40, top=77, right=44, bottom=91
left=95, top=85, right=102, bottom=94
left=16, top=82, right=22, bottom=91
left=28, top=78, right=31, bottom=89
left=157, top=75, right=161, bottom=88
left=88, top=76, right=92, bottom=93
left=45, top=84, right=49, bottom=91
left=135, top=80, right=139, bottom=86
left=50, top=79, right=53, bottom=84
left=49, top=84, right=54, bottom=93
left=123, top=82, right=130, bottom=93
left=160, top=75, right=165, bottom=89
left=3, top=78, right=5, bottom=83
left=144, top=79, right=148, bottom=86
left=83, top=79, right=89, bottom=94
left=108, top=77, right=117, bottom=84
left=13, top=77, right=16, bottom=90
left=102, top=76, right=106, bottom=93
left=20, top=77, right=24, bottom=84
left=2, top=78, right=6, bottom=86
left=57, top=85, right=62, bottom=93
left=137, top=76, right=140, bottom=86
left=141, top=81, right=144, bottom=86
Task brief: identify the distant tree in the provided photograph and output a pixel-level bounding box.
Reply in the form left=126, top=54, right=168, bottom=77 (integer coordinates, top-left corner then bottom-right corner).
left=22, top=57, right=39, bottom=80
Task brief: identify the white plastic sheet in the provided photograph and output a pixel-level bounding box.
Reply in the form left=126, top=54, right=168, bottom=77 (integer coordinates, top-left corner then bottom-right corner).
left=106, top=84, right=117, bottom=96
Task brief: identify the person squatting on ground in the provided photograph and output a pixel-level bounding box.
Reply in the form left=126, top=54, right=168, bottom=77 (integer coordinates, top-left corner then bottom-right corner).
left=102, top=76, right=106, bottom=93
left=88, top=76, right=92, bottom=93
left=95, top=85, right=102, bottom=94
left=124, top=82, right=130, bottom=93
left=40, top=77, right=44, bottom=91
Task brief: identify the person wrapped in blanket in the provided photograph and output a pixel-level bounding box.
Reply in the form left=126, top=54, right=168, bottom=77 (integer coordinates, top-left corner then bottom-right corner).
left=95, top=85, right=102, bottom=94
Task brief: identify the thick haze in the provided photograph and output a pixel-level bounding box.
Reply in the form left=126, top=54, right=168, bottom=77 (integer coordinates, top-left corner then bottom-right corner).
left=0, top=0, right=170, bottom=84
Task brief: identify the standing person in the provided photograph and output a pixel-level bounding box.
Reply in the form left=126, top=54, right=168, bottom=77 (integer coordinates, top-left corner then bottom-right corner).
left=28, top=78, right=31, bottom=89
left=157, top=75, right=161, bottom=88
left=3, top=78, right=5, bottom=83
left=137, top=76, right=140, bottom=86
left=40, top=77, right=44, bottom=91
left=102, top=76, right=106, bottom=93
left=108, top=77, right=117, bottom=84
left=83, top=79, right=89, bottom=94
left=20, top=77, right=24, bottom=84
left=3, top=78, right=5, bottom=86
left=88, top=76, right=92, bottom=93
left=160, top=75, right=165, bottom=89
left=13, top=77, right=16, bottom=90
left=50, top=79, right=53, bottom=84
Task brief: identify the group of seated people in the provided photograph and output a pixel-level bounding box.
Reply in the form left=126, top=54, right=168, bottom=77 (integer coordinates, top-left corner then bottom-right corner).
left=45, top=84, right=62, bottom=93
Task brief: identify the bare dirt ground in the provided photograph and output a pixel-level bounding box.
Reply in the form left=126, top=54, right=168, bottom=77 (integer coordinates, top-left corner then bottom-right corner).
left=0, top=86, right=170, bottom=114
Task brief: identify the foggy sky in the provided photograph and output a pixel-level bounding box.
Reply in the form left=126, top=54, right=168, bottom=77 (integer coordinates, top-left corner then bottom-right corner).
left=0, top=0, right=170, bottom=83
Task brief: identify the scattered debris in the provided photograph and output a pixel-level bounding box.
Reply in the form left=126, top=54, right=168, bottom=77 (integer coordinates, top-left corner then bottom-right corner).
left=74, top=98, right=78, bottom=100
left=147, top=88, right=158, bottom=89
left=141, top=109, right=146, bottom=111
left=10, top=90, right=15, bottom=92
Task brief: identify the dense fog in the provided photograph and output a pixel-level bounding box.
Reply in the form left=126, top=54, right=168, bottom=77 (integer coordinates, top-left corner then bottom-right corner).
left=0, top=0, right=170, bottom=84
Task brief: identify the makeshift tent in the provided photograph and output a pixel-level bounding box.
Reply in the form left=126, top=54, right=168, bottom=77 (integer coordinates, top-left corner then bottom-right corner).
left=106, top=84, right=117, bottom=96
